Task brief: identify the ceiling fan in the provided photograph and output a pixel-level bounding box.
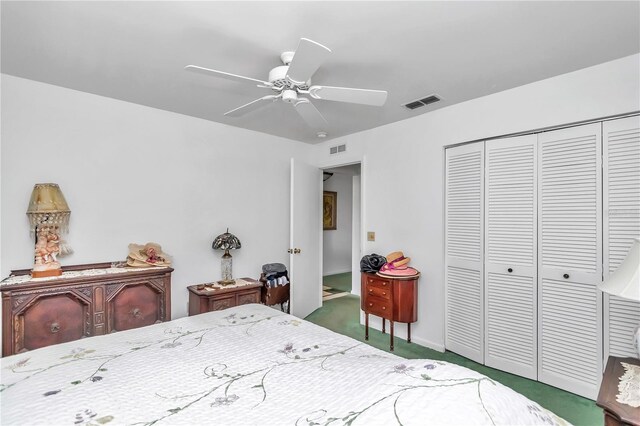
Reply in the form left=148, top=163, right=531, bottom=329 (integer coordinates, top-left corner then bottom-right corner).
left=185, top=38, right=388, bottom=137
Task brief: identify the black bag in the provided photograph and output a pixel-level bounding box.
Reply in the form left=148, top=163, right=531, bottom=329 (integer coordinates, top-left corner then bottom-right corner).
left=360, top=253, right=387, bottom=273
left=262, top=263, right=287, bottom=274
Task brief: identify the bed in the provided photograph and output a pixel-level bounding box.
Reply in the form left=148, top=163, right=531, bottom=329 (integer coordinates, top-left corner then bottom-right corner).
left=1, top=303, right=569, bottom=425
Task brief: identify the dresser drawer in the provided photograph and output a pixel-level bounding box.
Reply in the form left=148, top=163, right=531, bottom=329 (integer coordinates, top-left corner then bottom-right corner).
left=210, top=295, right=236, bottom=311
left=364, top=285, right=391, bottom=300
left=364, top=296, right=392, bottom=319
left=365, top=276, right=391, bottom=289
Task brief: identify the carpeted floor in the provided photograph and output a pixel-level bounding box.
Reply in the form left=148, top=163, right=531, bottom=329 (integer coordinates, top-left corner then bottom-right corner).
left=305, top=293, right=602, bottom=426
left=323, top=272, right=352, bottom=293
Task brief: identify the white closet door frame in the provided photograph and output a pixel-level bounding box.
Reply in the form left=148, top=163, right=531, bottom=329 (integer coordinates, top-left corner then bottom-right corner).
left=603, top=115, right=640, bottom=359
left=484, top=135, right=537, bottom=380
left=445, top=142, right=485, bottom=364
left=537, top=123, right=603, bottom=400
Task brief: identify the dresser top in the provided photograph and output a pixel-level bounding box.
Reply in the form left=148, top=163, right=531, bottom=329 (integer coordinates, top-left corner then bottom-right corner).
left=1, top=262, right=173, bottom=290
left=188, top=277, right=261, bottom=295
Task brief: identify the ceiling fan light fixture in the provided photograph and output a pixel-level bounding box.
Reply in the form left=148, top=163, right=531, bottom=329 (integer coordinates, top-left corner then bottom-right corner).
left=282, top=89, right=298, bottom=103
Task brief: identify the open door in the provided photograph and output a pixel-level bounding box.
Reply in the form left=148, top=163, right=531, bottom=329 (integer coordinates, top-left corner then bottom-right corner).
left=289, top=158, right=322, bottom=318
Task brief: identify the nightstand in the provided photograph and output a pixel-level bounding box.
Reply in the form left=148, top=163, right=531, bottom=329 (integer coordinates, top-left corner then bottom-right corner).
left=361, top=272, right=419, bottom=351
left=597, top=356, right=640, bottom=426
left=188, top=278, right=261, bottom=315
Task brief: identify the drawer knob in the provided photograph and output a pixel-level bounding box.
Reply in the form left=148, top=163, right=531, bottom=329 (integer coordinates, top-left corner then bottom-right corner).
left=508, top=268, right=513, bottom=273
left=50, top=322, right=60, bottom=333
left=563, top=273, right=570, bottom=279
left=368, top=303, right=373, bottom=307
left=382, top=292, right=387, bottom=296
left=382, top=282, right=387, bottom=286
left=131, top=308, right=142, bottom=318
left=369, top=289, right=373, bottom=294
left=382, top=306, right=386, bottom=310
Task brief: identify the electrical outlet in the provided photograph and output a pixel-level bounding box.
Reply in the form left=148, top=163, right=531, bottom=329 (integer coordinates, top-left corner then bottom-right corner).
left=367, top=232, right=375, bottom=241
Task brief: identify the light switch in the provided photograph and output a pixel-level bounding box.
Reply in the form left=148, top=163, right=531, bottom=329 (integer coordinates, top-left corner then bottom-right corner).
left=367, top=232, right=375, bottom=241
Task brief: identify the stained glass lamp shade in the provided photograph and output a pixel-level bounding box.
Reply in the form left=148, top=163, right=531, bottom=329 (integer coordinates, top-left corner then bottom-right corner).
left=212, top=229, right=241, bottom=285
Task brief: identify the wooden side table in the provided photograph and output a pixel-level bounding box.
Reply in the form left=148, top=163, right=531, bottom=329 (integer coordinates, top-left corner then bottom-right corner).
left=188, top=278, right=261, bottom=315
left=360, top=272, right=419, bottom=351
left=597, top=356, right=640, bottom=426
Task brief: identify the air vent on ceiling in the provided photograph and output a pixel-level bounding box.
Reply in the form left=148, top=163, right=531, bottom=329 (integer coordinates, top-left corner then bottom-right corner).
left=329, top=144, right=347, bottom=155
left=403, top=94, right=441, bottom=110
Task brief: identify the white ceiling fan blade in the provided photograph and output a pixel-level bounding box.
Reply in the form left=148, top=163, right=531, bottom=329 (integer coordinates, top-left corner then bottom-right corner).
left=308, top=86, right=388, bottom=106
left=224, top=95, right=279, bottom=118
left=293, top=98, right=328, bottom=131
left=286, top=38, right=332, bottom=85
left=185, top=65, right=270, bottom=86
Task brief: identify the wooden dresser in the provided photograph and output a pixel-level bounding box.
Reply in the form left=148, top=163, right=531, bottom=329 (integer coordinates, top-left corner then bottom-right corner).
left=188, top=278, right=262, bottom=315
left=1, top=262, right=173, bottom=357
left=361, top=272, right=419, bottom=351
left=597, top=356, right=640, bottom=426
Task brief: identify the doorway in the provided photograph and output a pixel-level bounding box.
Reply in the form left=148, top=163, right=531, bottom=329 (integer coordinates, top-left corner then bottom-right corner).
left=321, top=163, right=361, bottom=303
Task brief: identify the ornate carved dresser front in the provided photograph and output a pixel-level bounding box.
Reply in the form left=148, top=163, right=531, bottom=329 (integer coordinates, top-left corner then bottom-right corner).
left=1, top=262, right=173, bottom=356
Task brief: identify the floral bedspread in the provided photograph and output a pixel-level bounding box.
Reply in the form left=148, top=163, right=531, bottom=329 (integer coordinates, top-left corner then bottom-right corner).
left=0, top=304, right=569, bottom=425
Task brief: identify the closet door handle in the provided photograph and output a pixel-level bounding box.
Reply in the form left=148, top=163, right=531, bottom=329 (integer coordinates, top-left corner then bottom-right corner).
left=507, top=268, right=513, bottom=273
left=563, top=273, right=570, bottom=279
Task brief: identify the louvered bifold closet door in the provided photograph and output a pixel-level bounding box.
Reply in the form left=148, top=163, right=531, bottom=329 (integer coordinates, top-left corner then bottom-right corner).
left=484, top=135, right=537, bottom=379
left=445, top=142, right=484, bottom=363
left=604, top=115, right=640, bottom=359
left=538, top=123, right=603, bottom=399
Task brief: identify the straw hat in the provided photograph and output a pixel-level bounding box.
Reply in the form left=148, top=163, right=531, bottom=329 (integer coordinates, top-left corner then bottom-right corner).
left=384, top=251, right=411, bottom=269
left=126, top=242, right=171, bottom=267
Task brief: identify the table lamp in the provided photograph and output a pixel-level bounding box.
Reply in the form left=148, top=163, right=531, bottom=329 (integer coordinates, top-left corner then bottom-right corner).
left=212, top=228, right=241, bottom=285
left=26, top=183, right=72, bottom=278
left=598, top=238, right=640, bottom=358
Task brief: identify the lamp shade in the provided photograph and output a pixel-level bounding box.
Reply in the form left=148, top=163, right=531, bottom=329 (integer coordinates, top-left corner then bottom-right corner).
left=212, top=229, right=241, bottom=251
left=27, top=183, right=70, bottom=214
left=26, top=183, right=71, bottom=235
left=598, top=239, right=640, bottom=302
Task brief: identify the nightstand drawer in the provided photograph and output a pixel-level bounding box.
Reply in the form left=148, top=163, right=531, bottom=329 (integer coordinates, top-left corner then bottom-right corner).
left=365, top=276, right=391, bottom=289
left=364, top=296, right=392, bottom=318
left=237, top=289, right=260, bottom=305
left=365, top=285, right=391, bottom=300
left=210, top=295, right=236, bottom=311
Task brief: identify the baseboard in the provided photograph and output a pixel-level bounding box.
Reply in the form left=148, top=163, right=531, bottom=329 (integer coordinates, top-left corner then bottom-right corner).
left=411, top=336, right=445, bottom=353
left=360, top=315, right=446, bottom=353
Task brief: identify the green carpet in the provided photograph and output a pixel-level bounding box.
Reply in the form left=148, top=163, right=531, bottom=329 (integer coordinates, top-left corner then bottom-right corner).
left=305, top=294, right=602, bottom=426
left=323, top=272, right=352, bottom=293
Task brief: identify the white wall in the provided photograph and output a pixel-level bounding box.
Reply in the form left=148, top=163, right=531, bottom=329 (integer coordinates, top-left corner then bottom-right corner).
left=322, top=172, right=353, bottom=275
left=0, top=75, right=310, bottom=319
left=312, top=54, right=640, bottom=351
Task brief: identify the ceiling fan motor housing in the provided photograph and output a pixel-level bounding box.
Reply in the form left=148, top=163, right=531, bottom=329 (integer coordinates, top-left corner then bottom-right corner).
left=268, top=65, right=310, bottom=90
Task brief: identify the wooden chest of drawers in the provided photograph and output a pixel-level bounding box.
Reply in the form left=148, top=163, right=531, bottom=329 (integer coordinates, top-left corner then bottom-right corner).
left=1, top=262, right=173, bottom=357
left=188, top=278, right=262, bottom=315
left=361, top=272, right=419, bottom=351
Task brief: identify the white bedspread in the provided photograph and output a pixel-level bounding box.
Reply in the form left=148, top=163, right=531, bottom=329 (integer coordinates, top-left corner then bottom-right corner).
left=0, top=304, right=569, bottom=425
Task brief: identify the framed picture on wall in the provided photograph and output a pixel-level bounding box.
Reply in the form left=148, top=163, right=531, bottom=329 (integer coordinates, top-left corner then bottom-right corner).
left=323, top=191, right=337, bottom=230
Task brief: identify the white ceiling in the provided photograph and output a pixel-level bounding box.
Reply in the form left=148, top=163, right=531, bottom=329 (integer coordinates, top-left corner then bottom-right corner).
left=2, top=1, right=639, bottom=144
